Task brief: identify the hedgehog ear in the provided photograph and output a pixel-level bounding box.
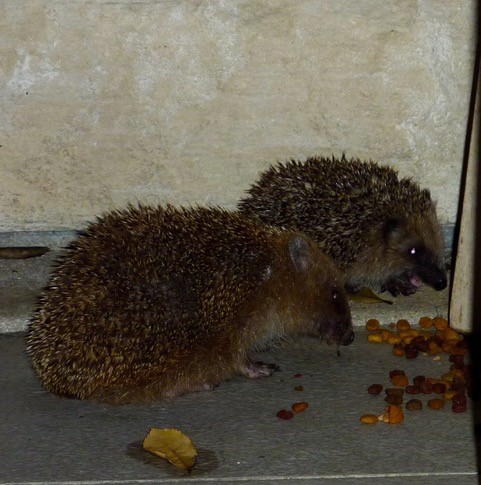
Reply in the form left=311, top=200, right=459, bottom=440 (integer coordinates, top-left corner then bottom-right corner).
left=289, top=236, right=313, bottom=272
left=383, top=217, right=405, bottom=241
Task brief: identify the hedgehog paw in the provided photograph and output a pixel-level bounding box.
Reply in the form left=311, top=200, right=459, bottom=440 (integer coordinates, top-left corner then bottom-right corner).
left=240, top=361, right=280, bottom=379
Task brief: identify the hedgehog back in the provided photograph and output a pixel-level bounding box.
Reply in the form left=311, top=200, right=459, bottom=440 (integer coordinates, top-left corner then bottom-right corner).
left=27, top=205, right=284, bottom=399
left=239, top=156, right=436, bottom=268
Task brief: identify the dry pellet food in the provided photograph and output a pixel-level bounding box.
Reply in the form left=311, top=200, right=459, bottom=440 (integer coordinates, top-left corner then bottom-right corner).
left=432, top=317, right=448, bottom=331
left=294, top=385, right=304, bottom=392
left=404, top=346, right=419, bottom=360
left=389, top=369, right=405, bottom=379
left=360, top=414, right=378, bottom=425
left=411, top=336, right=429, bottom=353
left=413, top=375, right=426, bottom=387
left=291, top=402, right=309, bottom=413
left=387, top=335, right=403, bottom=345
left=449, top=354, right=465, bottom=364
left=367, top=384, right=383, bottom=395
left=445, top=327, right=461, bottom=341
left=452, top=393, right=467, bottom=405
left=432, top=382, right=447, bottom=394
left=384, top=405, right=404, bottom=424
left=444, top=390, right=457, bottom=401
left=392, top=344, right=405, bottom=357
left=385, top=395, right=403, bottom=405
left=276, top=410, right=294, bottom=420
left=405, top=399, right=423, bottom=410
left=385, top=388, right=404, bottom=398
left=367, top=333, right=383, bottom=343
left=427, top=399, right=445, bottom=410
left=405, top=385, right=421, bottom=395
left=419, top=380, right=433, bottom=394
left=391, top=374, right=409, bottom=387
left=452, top=401, right=468, bottom=413
left=396, top=319, right=411, bottom=331
left=419, top=316, right=433, bottom=329
left=365, top=319, right=380, bottom=332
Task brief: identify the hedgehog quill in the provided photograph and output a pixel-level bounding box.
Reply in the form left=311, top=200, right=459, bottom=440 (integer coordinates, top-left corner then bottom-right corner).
left=239, top=156, right=447, bottom=297
left=27, top=205, right=353, bottom=404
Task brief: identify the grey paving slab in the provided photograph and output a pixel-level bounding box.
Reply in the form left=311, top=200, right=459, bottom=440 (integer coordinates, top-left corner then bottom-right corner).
left=0, top=331, right=478, bottom=485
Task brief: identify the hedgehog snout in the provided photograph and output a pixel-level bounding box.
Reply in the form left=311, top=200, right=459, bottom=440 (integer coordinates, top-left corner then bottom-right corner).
left=418, top=263, right=447, bottom=291
left=322, top=316, right=354, bottom=346
left=340, top=328, right=355, bottom=346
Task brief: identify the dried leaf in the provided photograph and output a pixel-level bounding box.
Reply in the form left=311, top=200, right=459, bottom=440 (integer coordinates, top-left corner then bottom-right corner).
left=142, top=428, right=197, bottom=471
left=348, top=287, right=392, bottom=305
left=0, top=246, right=50, bottom=259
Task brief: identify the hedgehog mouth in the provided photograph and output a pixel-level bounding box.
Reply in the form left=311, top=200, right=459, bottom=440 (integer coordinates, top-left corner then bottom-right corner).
left=381, top=271, right=423, bottom=296
left=321, top=319, right=354, bottom=347
left=409, top=273, right=422, bottom=288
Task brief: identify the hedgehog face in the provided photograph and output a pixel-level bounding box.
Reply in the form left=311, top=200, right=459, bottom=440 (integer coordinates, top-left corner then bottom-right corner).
left=381, top=215, right=447, bottom=296
left=317, top=285, right=355, bottom=347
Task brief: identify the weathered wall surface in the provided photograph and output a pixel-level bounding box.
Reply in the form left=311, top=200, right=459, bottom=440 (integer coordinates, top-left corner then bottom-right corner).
left=0, top=0, right=476, bottom=231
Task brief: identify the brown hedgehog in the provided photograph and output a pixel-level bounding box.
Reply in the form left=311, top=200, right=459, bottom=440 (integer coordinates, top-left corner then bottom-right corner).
left=27, top=205, right=353, bottom=404
left=238, top=156, right=447, bottom=296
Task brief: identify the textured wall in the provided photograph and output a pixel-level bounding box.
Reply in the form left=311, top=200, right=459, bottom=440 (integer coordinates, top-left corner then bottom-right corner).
left=0, top=0, right=476, bottom=231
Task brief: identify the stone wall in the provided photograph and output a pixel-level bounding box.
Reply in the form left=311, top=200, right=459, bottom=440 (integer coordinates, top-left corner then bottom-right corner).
left=0, top=0, right=476, bottom=231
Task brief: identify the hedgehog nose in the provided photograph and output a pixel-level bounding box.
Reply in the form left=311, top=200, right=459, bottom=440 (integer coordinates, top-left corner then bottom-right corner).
left=341, top=329, right=355, bottom=346
left=433, top=276, right=447, bottom=291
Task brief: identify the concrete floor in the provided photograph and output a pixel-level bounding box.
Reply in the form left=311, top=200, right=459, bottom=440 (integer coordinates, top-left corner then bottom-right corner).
left=0, top=237, right=479, bottom=484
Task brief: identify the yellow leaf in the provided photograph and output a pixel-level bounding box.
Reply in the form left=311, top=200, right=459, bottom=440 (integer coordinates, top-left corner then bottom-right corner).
left=348, top=287, right=393, bottom=305
left=142, top=428, right=197, bottom=471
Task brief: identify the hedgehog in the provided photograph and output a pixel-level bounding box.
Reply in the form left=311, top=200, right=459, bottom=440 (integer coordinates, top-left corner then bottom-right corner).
left=238, top=156, right=447, bottom=297
left=27, top=204, right=353, bottom=404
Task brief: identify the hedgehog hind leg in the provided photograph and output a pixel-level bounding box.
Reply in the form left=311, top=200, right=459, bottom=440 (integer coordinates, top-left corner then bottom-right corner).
left=239, top=361, right=280, bottom=378
left=86, top=370, right=219, bottom=404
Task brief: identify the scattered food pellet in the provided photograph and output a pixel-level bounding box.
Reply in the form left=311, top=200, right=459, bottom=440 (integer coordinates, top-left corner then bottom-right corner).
left=419, top=380, right=433, bottom=394
left=293, top=373, right=303, bottom=378
left=452, top=401, right=468, bottom=413
left=366, top=319, right=380, bottom=331
left=427, top=398, right=445, bottom=410
left=367, top=384, right=383, bottom=395
left=391, top=374, right=409, bottom=387
left=276, top=410, right=295, bottom=420
left=406, top=399, right=423, bottom=410
left=367, top=333, right=383, bottom=343
left=413, top=375, right=426, bottom=387
left=389, top=369, right=405, bottom=379
left=384, top=395, right=403, bottom=405
left=291, top=402, right=309, bottom=413
left=432, top=316, right=448, bottom=331
left=419, top=316, right=433, bottom=329
left=444, top=390, right=457, bottom=401
left=392, top=344, right=405, bottom=356
left=361, top=316, right=473, bottom=424
left=384, top=405, right=404, bottom=424
left=360, top=414, right=378, bottom=425
left=385, top=388, right=404, bottom=398
left=396, top=319, right=411, bottom=331
left=294, top=385, right=304, bottom=392
left=405, top=385, right=421, bottom=395
left=405, top=346, right=419, bottom=359
left=432, top=382, right=447, bottom=394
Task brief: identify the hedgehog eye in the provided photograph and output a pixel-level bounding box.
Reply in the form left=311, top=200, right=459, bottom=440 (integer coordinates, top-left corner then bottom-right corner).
left=410, top=247, right=416, bottom=255
left=332, top=289, right=338, bottom=300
